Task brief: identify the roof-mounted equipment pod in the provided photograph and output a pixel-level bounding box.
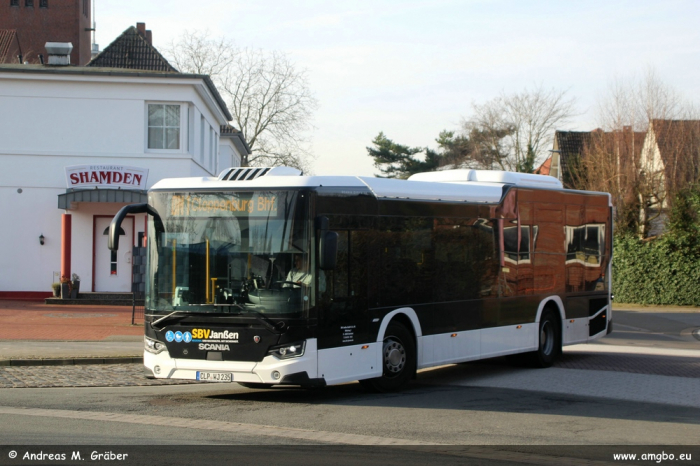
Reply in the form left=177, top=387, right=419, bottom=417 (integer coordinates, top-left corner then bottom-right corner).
left=408, top=169, right=563, bottom=189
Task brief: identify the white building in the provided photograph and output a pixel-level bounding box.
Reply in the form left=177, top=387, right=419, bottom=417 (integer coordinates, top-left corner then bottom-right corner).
left=0, top=27, right=248, bottom=298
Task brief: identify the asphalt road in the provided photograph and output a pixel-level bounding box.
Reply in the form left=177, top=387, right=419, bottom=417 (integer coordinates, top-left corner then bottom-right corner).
left=0, top=310, right=698, bottom=465
left=602, top=309, right=700, bottom=349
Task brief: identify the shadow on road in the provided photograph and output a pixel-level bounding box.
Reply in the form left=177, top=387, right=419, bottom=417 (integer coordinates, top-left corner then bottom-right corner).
left=202, top=354, right=700, bottom=426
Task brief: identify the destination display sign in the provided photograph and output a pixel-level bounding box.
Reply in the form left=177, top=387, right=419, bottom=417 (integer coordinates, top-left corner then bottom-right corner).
left=169, top=192, right=279, bottom=218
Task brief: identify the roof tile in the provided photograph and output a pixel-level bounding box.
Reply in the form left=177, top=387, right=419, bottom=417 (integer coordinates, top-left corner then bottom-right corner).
left=87, top=26, right=176, bottom=72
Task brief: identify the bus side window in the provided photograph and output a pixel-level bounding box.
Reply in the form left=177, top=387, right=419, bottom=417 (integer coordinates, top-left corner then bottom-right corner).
left=432, top=218, right=497, bottom=300
left=502, top=221, right=519, bottom=263
left=328, top=230, right=369, bottom=311
left=379, top=217, right=432, bottom=307
left=331, top=231, right=349, bottom=300
left=349, top=230, right=369, bottom=302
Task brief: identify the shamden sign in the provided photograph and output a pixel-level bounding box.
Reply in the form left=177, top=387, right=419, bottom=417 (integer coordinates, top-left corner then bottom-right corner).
left=65, top=165, right=149, bottom=190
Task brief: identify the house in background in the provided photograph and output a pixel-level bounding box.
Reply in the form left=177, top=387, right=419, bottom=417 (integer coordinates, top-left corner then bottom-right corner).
left=537, top=131, right=592, bottom=186
left=87, top=23, right=170, bottom=71
left=0, top=0, right=93, bottom=65
left=0, top=23, right=249, bottom=298
left=539, top=128, right=646, bottom=189
left=539, top=123, right=700, bottom=237
left=640, top=119, right=700, bottom=204
left=639, top=119, right=700, bottom=234
left=220, top=124, right=251, bottom=167
left=88, top=23, right=248, bottom=168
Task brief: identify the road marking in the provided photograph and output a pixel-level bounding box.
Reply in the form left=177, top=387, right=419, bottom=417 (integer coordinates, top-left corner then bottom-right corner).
left=0, top=405, right=439, bottom=446
left=566, top=344, right=700, bottom=358
left=611, top=323, right=651, bottom=332
left=0, top=406, right=615, bottom=464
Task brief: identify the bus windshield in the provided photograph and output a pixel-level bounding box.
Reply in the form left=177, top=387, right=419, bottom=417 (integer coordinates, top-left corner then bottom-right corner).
left=146, top=190, right=312, bottom=317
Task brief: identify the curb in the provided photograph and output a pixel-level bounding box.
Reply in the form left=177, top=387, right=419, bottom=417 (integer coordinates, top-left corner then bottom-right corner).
left=0, top=357, right=142, bottom=367
left=612, top=303, right=700, bottom=313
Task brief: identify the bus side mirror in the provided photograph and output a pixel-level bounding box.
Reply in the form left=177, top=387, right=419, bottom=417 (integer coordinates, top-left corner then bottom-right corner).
left=109, top=203, right=164, bottom=251
left=319, top=231, right=338, bottom=270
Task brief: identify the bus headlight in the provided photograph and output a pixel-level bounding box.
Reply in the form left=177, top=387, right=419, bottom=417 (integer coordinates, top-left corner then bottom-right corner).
left=144, top=336, right=167, bottom=354
left=268, top=341, right=305, bottom=359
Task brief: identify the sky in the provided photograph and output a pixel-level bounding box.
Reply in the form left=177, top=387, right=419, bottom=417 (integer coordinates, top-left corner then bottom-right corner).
left=96, top=0, right=700, bottom=176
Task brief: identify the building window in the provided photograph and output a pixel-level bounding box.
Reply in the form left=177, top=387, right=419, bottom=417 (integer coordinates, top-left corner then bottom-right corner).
left=39, top=0, right=47, bottom=7
left=82, top=0, right=88, bottom=16
left=10, top=0, right=20, bottom=7
left=110, top=251, right=118, bottom=275
left=199, top=116, right=205, bottom=162
left=148, top=104, right=180, bottom=150
left=550, top=153, right=560, bottom=180
left=25, top=0, right=33, bottom=6
left=210, top=127, right=215, bottom=171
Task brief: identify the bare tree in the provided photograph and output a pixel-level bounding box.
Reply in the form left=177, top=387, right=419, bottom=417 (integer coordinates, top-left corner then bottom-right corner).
left=165, top=30, right=237, bottom=77
left=570, top=128, right=644, bottom=235
left=464, top=85, right=577, bottom=172
left=222, top=48, right=318, bottom=172
left=577, top=69, right=700, bottom=237
left=461, top=105, right=514, bottom=170
left=165, top=31, right=318, bottom=172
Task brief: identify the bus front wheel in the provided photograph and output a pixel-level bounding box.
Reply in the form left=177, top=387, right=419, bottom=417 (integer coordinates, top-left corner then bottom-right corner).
left=529, top=308, right=561, bottom=367
left=360, top=321, right=416, bottom=392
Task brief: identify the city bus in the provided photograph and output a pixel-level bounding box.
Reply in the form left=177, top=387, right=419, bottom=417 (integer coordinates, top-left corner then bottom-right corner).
left=108, top=166, right=612, bottom=391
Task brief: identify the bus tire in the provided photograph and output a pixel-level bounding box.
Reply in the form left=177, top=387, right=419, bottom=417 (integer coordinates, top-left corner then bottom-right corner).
left=360, top=321, right=416, bottom=392
left=527, top=308, right=561, bottom=368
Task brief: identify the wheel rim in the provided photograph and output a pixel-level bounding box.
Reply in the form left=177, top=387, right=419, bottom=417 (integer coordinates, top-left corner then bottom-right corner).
left=383, top=337, right=406, bottom=376
left=540, top=320, right=554, bottom=356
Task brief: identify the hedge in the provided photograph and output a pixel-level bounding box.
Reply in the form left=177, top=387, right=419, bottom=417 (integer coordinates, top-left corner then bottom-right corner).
left=612, top=235, right=700, bottom=305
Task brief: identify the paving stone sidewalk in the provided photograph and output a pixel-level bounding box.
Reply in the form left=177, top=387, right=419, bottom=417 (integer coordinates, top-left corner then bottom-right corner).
left=0, top=363, right=194, bottom=388
left=0, top=299, right=143, bottom=342
left=557, top=351, right=700, bottom=378
left=0, top=299, right=143, bottom=365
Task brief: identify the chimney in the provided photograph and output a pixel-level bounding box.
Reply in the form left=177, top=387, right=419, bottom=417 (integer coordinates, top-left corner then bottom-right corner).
left=45, top=42, right=73, bottom=66
left=136, top=22, right=146, bottom=38
left=91, top=43, right=100, bottom=60
left=146, top=30, right=152, bottom=45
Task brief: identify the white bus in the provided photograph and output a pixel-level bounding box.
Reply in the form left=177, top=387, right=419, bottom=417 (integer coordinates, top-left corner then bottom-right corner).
left=109, top=167, right=612, bottom=391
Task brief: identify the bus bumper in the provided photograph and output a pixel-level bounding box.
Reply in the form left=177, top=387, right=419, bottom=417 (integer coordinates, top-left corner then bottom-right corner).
left=143, top=338, right=322, bottom=386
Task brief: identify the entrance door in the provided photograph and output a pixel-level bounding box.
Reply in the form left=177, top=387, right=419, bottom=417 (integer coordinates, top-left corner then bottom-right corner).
left=94, top=216, right=133, bottom=292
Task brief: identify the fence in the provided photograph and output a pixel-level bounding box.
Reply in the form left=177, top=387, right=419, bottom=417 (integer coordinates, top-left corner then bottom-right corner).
left=131, top=292, right=145, bottom=325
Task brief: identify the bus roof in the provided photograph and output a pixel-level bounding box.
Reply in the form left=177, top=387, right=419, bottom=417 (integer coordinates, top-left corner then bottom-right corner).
left=149, top=167, right=591, bottom=205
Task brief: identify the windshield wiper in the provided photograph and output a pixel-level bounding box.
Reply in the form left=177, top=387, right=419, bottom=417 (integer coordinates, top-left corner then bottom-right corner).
left=150, top=311, right=189, bottom=330
left=234, top=307, right=287, bottom=334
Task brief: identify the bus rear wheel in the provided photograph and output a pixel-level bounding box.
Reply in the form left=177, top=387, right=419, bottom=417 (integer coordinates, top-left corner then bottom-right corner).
left=360, top=321, right=416, bottom=392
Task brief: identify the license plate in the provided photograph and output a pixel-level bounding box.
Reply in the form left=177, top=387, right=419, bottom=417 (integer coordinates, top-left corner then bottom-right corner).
left=196, top=371, right=233, bottom=382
